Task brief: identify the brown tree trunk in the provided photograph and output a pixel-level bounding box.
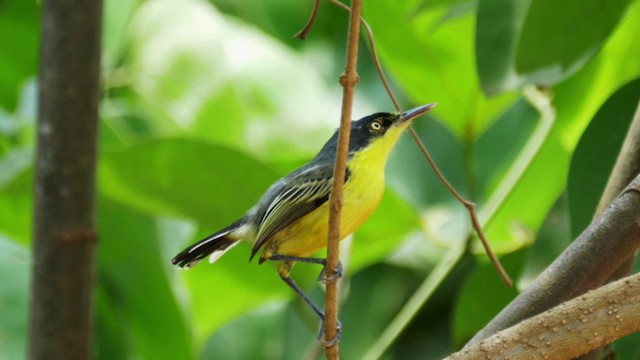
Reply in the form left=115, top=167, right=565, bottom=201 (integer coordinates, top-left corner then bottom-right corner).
left=28, top=0, right=103, bottom=358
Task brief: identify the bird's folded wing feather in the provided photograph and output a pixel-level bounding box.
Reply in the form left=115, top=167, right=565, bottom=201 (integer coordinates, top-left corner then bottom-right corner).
left=250, top=164, right=349, bottom=258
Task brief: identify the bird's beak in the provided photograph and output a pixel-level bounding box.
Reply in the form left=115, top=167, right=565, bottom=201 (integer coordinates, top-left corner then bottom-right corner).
left=398, top=103, right=437, bottom=124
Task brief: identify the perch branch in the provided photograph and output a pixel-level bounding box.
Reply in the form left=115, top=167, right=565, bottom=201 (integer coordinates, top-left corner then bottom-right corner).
left=447, top=273, right=640, bottom=360
left=325, top=0, right=362, bottom=358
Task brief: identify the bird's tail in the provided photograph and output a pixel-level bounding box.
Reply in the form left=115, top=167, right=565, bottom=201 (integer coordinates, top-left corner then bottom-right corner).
left=171, top=220, right=246, bottom=268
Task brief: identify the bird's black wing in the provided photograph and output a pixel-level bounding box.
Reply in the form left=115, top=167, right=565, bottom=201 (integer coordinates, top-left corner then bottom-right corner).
left=250, top=164, right=349, bottom=260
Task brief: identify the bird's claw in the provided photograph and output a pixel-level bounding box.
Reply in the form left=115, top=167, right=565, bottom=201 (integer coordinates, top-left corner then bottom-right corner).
left=317, top=261, right=343, bottom=284
left=317, top=320, right=342, bottom=346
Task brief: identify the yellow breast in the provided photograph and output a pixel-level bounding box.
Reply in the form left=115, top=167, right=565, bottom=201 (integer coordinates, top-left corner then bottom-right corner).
left=263, top=124, right=407, bottom=258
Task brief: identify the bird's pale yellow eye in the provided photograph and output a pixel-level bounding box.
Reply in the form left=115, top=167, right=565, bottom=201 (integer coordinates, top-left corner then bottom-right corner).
left=370, top=121, right=382, bottom=131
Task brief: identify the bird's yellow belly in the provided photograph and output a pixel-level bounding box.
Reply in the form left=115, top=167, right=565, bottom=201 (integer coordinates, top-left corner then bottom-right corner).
left=264, top=169, right=385, bottom=259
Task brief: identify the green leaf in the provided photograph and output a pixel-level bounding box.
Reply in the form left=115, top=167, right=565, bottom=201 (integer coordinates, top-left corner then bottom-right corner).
left=350, top=189, right=422, bottom=273
left=567, top=78, right=640, bottom=238
left=123, top=0, right=337, bottom=161
left=614, top=317, right=640, bottom=359
left=451, top=250, right=524, bottom=347
left=515, top=0, right=632, bottom=76
left=97, top=200, right=194, bottom=360
left=475, top=99, right=538, bottom=203
left=0, top=236, right=29, bottom=360
left=387, top=117, right=467, bottom=210
left=340, top=265, right=425, bottom=359
left=479, top=6, right=640, bottom=253
left=180, top=240, right=289, bottom=345
left=519, top=194, right=572, bottom=286
left=103, top=0, right=140, bottom=67
left=477, top=0, right=635, bottom=94
left=95, top=285, right=129, bottom=360
left=99, top=138, right=280, bottom=225
left=476, top=0, right=530, bottom=95
left=0, top=0, right=38, bottom=111
left=202, top=302, right=314, bottom=360
left=0, top=148, right=33, bottom=244
left=363, top=0, right=517, bottom=137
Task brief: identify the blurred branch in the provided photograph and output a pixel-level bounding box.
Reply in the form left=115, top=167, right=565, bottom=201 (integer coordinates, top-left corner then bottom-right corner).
left=468, top=172, right=640, bottom=344
left=578, top=98, right=640, bottom=360
left=28, top=0, right=102, bottom=358
left=325, top=0, right=363, bottom=358
left=447, top=272, right=640, bottom=360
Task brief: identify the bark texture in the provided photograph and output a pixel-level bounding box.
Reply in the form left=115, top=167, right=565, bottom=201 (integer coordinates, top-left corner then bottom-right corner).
left=469, top=174, right=640, bottom=344
left=28, top=0, right=103, bottom=358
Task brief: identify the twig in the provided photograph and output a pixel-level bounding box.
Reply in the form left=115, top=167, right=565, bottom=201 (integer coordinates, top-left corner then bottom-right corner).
left=329, top=0, right=400, bottom=110
left=330, top=0, right=512, bottom=287
left=448, top=272, right=640, bottom=359
left=294, top=0, right=320, bottom=40
left=325, top=0, right=363, bottom=358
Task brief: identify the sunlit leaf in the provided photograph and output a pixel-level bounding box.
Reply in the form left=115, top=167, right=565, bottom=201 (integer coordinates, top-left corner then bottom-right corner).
left=479, top=7, right=640, bottom=253
left=363, top=0, right=517, bottom=137
left=99, top=137, right=280, bottom=225
left=515, top=0, right=632, bottom=76
left=123, top=0, right=337, bottom=161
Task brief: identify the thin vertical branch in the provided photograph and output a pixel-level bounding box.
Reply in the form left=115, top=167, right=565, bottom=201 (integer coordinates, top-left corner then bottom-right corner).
left=330, top=0, right=511, bottom=287
left=325, top=0, right=362, bottom=358
left=28, top=0, right=102, bottom=358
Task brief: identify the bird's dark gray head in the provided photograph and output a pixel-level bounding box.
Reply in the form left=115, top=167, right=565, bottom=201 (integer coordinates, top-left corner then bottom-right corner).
left=314, top=103, right=437, bottom=161
left=348, top=112, right=400, bottom=152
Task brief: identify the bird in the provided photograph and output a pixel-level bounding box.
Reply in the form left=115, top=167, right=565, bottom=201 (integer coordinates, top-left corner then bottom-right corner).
left=172, top=103, right=436, bottom=344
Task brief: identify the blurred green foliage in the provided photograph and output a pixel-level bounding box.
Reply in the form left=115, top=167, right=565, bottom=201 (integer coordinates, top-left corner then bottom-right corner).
left=1, top=0, right=639, bottom=358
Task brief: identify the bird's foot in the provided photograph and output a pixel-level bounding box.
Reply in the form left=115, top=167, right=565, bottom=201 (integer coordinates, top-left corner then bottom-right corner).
left=317, top=260, right=343, bottom=284
left=317, top=319, right=342, bottom=346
